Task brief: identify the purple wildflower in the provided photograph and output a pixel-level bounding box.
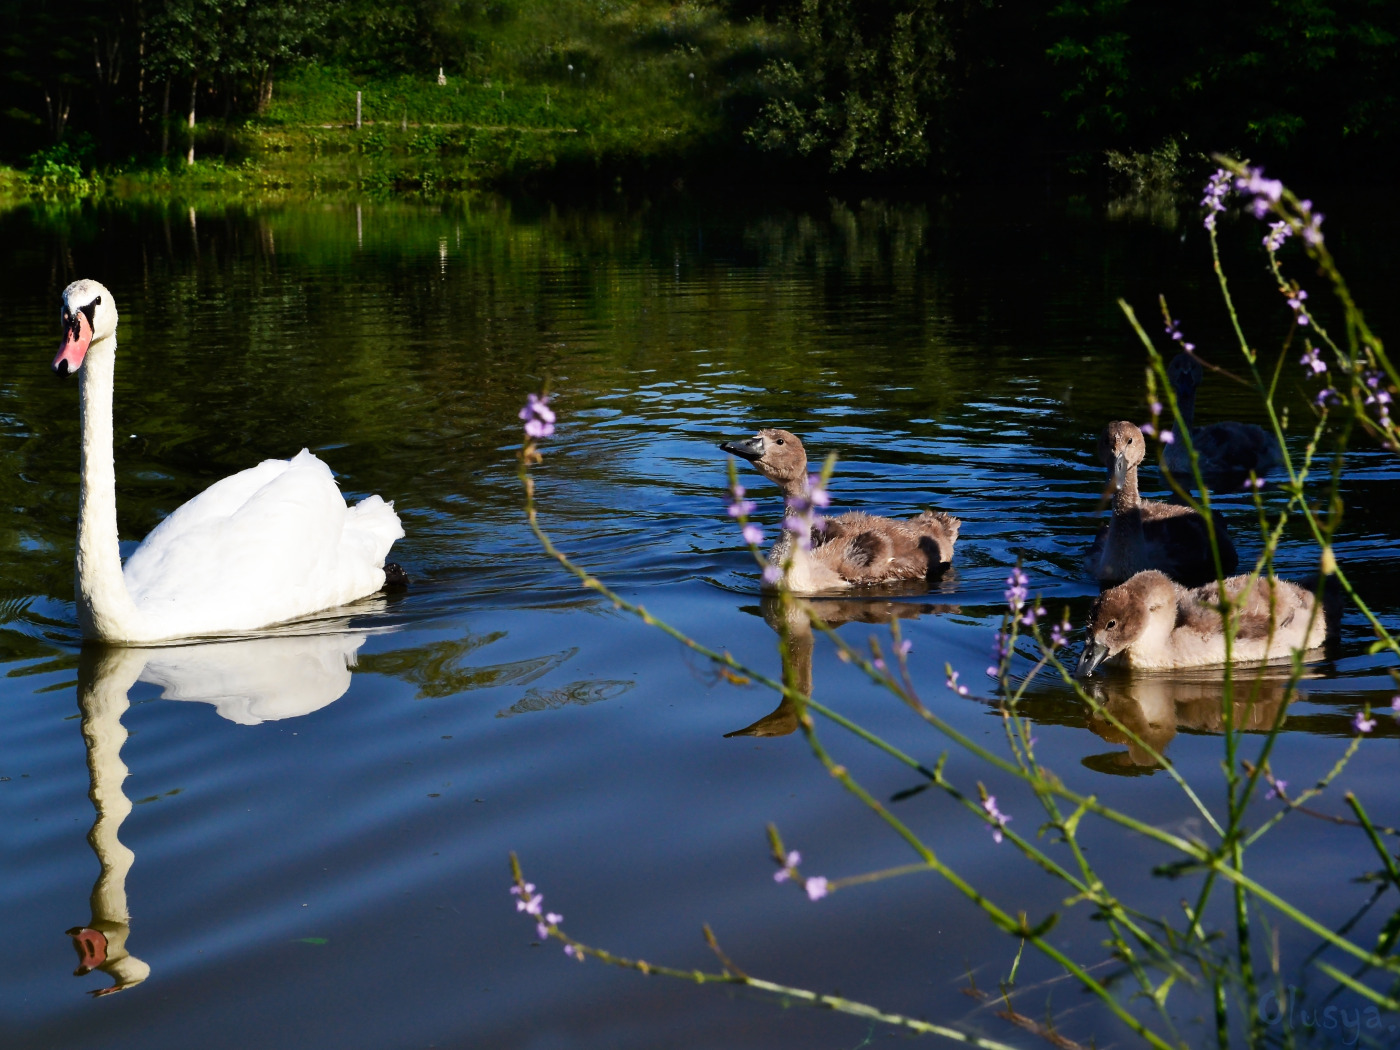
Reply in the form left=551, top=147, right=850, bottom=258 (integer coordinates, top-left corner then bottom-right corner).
left=1163, top=317, right=1196, bottom=353
left=1265, top=779, right=1288, bottom=801
left=896, top=638, right=913, bottom=657
left=762, top=565, right=783, bottom=587
left=989, top=630, right=1012, bottom=677
left=563, top=944, right=583, bottom=961
left=1201, top=169, right=1231, bottom=231
left=1315, top=388, right=1338, bottom=408
left=1391, top=696, right=1400, bottom=717
left=536, top=911, right=563, bottom=939
left=1300, top=347, right=1326, bottom=375
left=1049, top=618, right=1072, bottom=648
left=1150, top=400, right=1163, bottom=417
left=1364, top=372, right=1393, bottom=424
left=727, top=485, right=756, bottom=518
left=1355, top=711, right=1377, bottom=734
left=1004, top=568, right=1029, bottom=612
left=1298, top=201, right=1325, bottom=246
left=511, top=881, right=545, bottom=917
left=774, top=849, right=802, bottom=883
left=1018, top=604, right=1045, bottom=627
left=946, top=669, right=970, bottom=697
left=873, top=657, right=887, bottom=672
left=782, top=483, right=826, bottom=551
left=982, top=796, right=1011, bottom=844
left=742, top=523, right=764, bottom=545
left=1235, top=167, right=1283, bottom=203
left=519, top=393, right=556, bottom=439
left=1159, top=430, right=1176, bottom=445
left=1264, top=221, right=1292, bottom=252
left=1287, top=289, right=1310, bottom=326
left=807, top=474, right=831, bottom=509
left=805, top=876, right=829, bottom=901
left=1141, top=422, right=1157, bottom=438
left=1243, top=476, right=1265, bottom=491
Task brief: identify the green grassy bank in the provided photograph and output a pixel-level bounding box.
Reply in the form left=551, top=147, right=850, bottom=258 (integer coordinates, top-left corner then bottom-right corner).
left=2, top=1, right=777, bottom=207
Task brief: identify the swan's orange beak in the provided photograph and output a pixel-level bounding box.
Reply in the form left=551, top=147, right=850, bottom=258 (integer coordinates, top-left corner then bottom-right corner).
left=53, top=309, right=93, bottom=377
left=66, top=925, right=108, bottom=975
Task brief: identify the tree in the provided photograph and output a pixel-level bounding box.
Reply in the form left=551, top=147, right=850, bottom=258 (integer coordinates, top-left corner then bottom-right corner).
left=147, top=0, right=226, bottom=162
left=745, top=0, right=971, bottom=175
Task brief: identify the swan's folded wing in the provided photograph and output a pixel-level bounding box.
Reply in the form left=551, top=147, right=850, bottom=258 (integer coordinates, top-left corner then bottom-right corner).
left=131, top=454, right=298, bottom=552
left=124, top=450, right=398, bottom=635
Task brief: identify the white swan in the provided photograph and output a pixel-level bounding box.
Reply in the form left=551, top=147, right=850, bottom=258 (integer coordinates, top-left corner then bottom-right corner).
left=52, top=279, right=404, bottom=643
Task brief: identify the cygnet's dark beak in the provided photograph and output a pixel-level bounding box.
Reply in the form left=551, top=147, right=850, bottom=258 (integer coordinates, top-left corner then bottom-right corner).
left=1110, top=452, right=1130, bottom=491
left=1076, top=640, right=1111, bottom=677
left=720, top=435, right=764, bottom=462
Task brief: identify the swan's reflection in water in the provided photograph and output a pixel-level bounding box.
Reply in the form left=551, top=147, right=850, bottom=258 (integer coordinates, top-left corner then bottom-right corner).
left=1079, top=671, right=1293, bottom=775
left=67, top=645, right=151, bottom=996
left=65, top=625, right=371, bottom=995
left=726, top=596, right=957, bottom=739
left=142, top=631, right=367, bottom=725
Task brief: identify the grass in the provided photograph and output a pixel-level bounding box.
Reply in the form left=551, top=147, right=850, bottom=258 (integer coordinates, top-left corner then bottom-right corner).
left=3, top=1, right=788, bottom=204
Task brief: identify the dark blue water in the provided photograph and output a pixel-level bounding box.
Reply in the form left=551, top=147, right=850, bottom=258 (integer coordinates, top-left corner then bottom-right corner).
left=2, top=192, right=1398, bottom=1048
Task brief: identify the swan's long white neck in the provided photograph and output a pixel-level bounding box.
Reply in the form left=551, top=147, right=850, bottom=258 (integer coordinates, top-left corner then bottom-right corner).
left=76, top=335, right=144, bottom=641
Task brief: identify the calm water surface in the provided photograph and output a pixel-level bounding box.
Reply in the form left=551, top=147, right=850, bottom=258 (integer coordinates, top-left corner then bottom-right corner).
left=2, top=192, right=1398, bottom=1049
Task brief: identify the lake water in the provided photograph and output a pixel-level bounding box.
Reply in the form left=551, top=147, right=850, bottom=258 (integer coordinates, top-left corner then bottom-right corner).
left=2, top=189, right=1398, bottom=1049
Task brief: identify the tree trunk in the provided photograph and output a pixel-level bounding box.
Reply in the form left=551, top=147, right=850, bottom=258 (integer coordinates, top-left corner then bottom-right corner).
left=187, top=76, right=197, bottom=165
left=91, top=29, right=124, bottom=162
left=44, top=86, right=71, bottom=144
left=160, top=78, right=170, bottom=158
left=137, top=30, right=146, bottom=137
left=221, top=75, right=232, bottom=157
left=255, top=69, right=274, bottom=113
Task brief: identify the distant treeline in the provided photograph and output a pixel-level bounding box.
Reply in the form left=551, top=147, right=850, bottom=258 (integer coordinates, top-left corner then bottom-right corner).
left=3, top=0, right=1396, bottom=183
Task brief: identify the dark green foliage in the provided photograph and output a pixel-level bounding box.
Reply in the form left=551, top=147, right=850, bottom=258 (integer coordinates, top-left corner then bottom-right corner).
left=1045, top=0, right=1400, bottom=171
left=746, top=0, right=965, bottom=174
left=0, top=0, right=1396, bottom=186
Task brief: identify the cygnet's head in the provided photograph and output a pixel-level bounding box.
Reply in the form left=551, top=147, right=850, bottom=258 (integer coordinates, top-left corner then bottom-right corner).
left=1077, top=569, right=1178, bottom=676
left=719, top=428, right=809, bottom=488
left=1097, top=420, right=1147, bottom=491
left=53, top=279, right=118, bottom=378
left=1166, top=351, right=1203, bottom=394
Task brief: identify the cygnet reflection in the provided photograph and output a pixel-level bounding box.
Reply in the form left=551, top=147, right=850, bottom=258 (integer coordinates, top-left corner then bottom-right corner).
left=65, top=623, right=373, bottom=994
left=725, top=595, right=957, bottom=739
left=1081, top=670, right=1294, bottom=775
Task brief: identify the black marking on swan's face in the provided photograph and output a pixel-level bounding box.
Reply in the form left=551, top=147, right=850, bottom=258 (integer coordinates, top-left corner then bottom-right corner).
left=60, top=297, right=101, bottom=345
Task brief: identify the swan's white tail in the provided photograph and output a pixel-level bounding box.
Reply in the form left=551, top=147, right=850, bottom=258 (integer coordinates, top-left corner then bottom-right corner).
left=345, top=494, right=404, bottom=566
